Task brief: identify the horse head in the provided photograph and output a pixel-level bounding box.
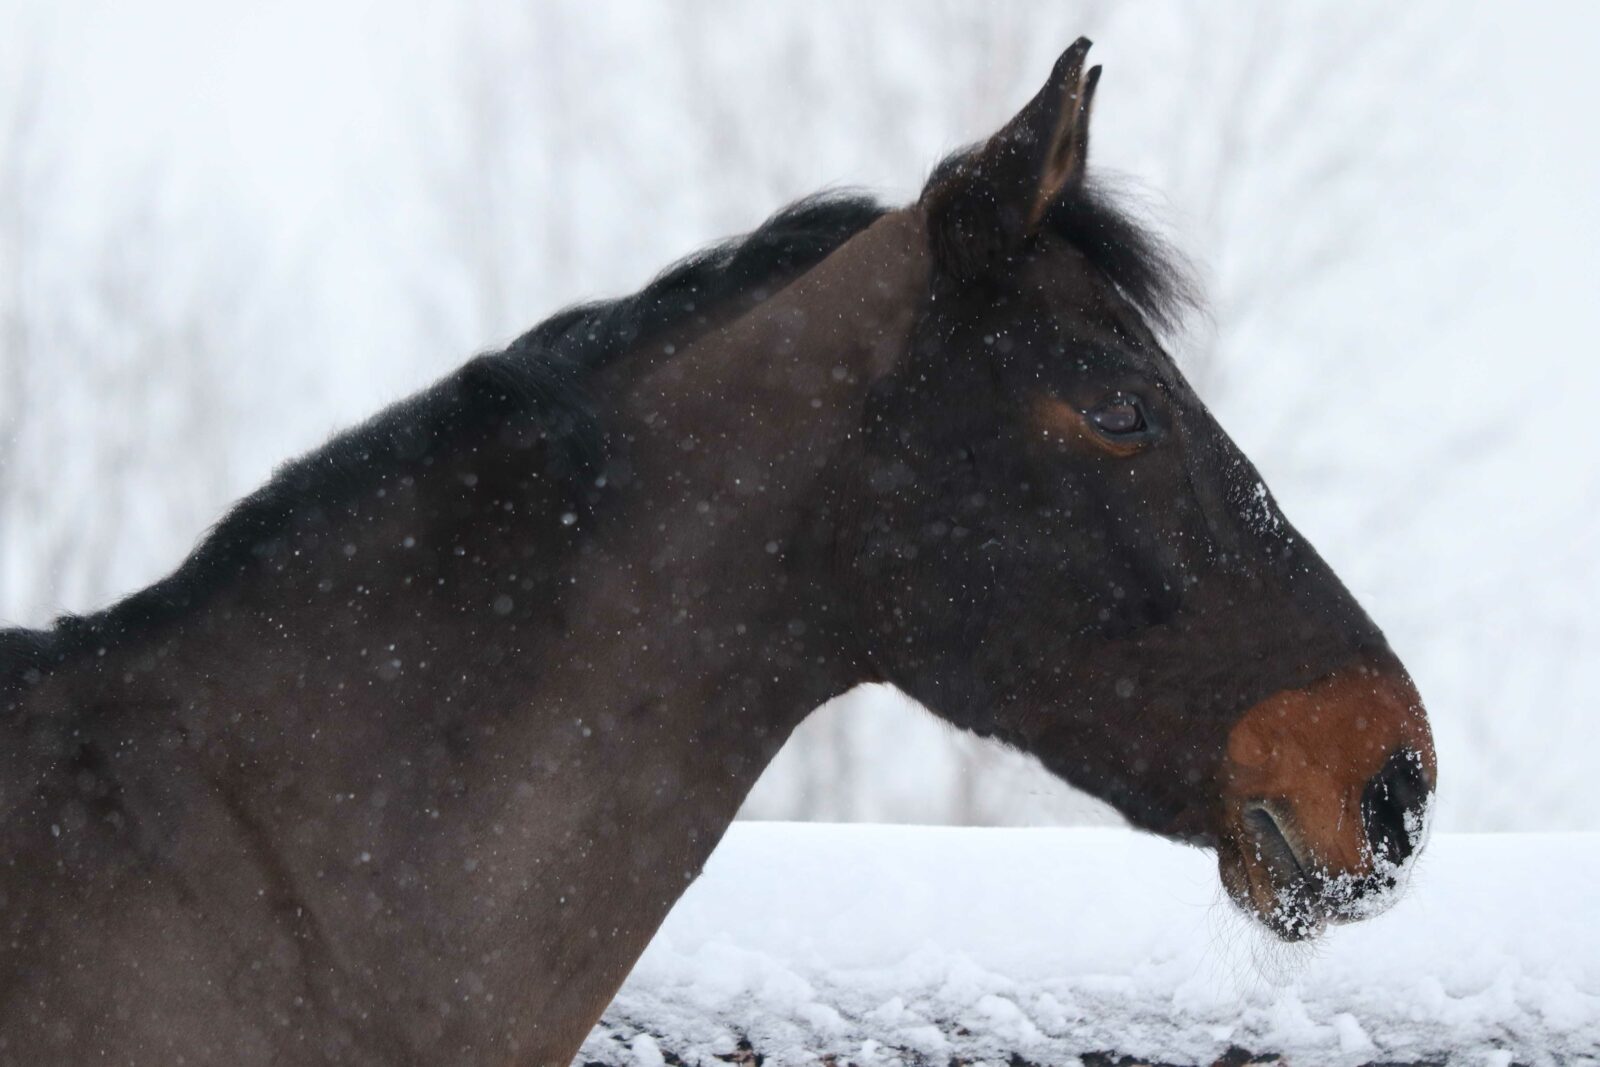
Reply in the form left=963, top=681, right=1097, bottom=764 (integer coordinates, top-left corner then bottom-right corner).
left=826, top=39, right=1435, bottom=939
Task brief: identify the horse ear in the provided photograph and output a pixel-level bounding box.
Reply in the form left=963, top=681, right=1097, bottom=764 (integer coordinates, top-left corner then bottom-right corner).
left=1019, top=40, right=1102, bottom=225
left=924, top=39, right=1102, bottom=277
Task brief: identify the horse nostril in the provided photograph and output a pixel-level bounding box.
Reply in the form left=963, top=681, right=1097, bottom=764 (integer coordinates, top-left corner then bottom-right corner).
left=1362, top=748, right=1430, bottom=867
left=1243, top=802, right=1308, bottom=880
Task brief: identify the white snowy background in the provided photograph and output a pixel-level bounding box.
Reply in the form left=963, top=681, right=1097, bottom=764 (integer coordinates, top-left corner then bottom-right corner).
left=2, top=1, right=1594, bottom=835
left=4, top=3, right=1597, bottom=1062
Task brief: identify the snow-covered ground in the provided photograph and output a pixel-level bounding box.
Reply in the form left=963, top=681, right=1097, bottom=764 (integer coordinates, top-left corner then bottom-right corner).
left=580, top=824, right=1598, bottom=1066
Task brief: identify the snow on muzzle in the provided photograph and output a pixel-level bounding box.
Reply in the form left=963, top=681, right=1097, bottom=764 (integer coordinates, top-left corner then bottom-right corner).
left=1217, top=661, right=1437, bottom=941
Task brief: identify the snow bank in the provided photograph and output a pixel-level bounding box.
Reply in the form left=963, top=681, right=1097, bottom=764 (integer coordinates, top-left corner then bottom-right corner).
left=580, top=825, right=1598, bottom=1066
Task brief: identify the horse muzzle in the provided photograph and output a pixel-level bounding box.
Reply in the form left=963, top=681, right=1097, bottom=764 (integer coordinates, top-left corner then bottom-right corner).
left=1217, top=661, right=1436, bottom=940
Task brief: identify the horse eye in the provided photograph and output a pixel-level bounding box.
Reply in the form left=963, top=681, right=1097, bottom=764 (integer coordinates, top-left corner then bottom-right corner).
left=1088, top=395, right=1147, bottom=436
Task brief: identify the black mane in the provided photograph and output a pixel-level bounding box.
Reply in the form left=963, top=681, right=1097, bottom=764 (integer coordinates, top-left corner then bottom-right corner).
left=2, top=193, right=888, bottom=679
left=1043, top=177, right=1199, bottom=337
left=2, top=173, right=1193, bottom=683
left=923, top=147, right=1199, bottom=336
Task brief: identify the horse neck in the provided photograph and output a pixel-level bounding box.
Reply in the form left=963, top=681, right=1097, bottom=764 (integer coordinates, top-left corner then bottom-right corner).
left=552, top=203, right=933, bottom=852
left=576, top=205, right=933, bottom=747
left=470, top=207, right=933, bottom=1050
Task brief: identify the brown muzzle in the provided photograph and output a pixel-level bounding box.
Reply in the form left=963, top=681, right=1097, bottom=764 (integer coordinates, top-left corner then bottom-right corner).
left=1219, top=661, right=1436, bottom=939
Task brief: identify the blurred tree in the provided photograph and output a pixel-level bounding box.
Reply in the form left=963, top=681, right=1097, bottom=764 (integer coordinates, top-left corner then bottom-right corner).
left=0, top=48, right=246, bottom=623
left=0, top=51, right=59, bottom=620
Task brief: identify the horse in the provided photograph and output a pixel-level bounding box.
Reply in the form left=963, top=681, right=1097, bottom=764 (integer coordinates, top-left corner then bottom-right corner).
left=0, top=38, right=1434, bottom=1066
